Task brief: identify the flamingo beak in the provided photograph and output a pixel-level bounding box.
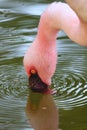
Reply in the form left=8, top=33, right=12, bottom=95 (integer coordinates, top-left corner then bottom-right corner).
left=28, top=72, right=48, bottom=93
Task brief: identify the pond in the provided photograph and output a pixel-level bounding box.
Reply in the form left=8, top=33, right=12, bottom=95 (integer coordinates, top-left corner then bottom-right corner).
left=0, top=0, right=87, bottom=130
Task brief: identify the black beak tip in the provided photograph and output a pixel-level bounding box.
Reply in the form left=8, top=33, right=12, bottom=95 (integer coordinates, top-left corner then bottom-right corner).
left=28, top=73, right=48, bottom=93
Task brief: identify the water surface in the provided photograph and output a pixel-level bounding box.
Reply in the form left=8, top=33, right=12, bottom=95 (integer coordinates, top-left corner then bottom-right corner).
left=0, top=0, right=87, bottom=130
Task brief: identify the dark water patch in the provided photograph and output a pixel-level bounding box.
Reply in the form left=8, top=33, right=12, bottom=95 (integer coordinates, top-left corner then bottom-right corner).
left=0, top=57, right=23, bottom=65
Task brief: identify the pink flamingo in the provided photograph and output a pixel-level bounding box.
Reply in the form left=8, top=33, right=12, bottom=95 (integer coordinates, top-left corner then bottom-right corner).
left=66, top=0, right=87, bottom=22
left=24, top=2, right=87, bottom=130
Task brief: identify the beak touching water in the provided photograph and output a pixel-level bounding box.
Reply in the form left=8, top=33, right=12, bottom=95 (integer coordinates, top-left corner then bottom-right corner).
left=26, top=71, right=58, bottom=130
left=29, top=72, right=51, bottom=94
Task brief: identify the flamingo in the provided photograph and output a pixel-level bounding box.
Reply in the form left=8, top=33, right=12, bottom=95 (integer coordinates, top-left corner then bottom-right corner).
left=23, top=1, right=87, bottom=130
left=65, top=0, right=87, bottom=22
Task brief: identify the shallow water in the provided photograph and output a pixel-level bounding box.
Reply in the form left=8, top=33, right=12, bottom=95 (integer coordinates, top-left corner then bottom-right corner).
left=0, top=0, right=87, bottom=130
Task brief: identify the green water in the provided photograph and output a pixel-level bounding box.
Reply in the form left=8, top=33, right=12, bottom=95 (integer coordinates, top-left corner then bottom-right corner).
left=0, top=0, right=87, bottom=130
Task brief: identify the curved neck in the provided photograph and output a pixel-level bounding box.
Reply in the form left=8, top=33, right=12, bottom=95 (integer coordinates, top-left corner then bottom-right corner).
left=37, top=14, right=58, bottom=44
left=36, top=2, right=87, bottom=46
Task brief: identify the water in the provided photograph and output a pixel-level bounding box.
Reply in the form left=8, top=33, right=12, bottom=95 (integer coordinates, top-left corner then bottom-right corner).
left=0, top=0, right=87, bottom=130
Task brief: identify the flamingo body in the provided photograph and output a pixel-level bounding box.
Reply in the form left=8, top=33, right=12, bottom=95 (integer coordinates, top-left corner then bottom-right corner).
left=65, top=0, right=87, bottom=22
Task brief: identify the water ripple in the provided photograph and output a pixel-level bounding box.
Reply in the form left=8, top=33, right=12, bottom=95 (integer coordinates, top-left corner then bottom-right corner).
left=0, top=65, right=28, bottom=99
left=0, top=64, right=30, bottom=129
left=53, top=70, right=87, bottom=109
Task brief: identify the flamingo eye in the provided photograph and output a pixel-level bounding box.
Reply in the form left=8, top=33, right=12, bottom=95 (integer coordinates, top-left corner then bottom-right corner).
left=30, top=67, right=37, bottom=75
left=31, top=69, right=36, bottom=74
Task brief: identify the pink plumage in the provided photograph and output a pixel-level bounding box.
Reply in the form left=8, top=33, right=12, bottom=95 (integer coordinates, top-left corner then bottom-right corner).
left=24, top=2, right=87, bottom=130
left=24, top=2, right=87, bottom=86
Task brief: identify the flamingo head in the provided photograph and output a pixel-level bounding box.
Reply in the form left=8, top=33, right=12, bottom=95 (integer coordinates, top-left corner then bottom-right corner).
left=23, top=39, right=57, bottom=93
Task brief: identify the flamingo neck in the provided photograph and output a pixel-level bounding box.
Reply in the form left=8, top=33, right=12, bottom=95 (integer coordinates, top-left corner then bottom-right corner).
left=37, top=17, right=58, bottom=44
left=36, top=7, right=58, bottom=50
left=36, top=2, right=87, bottom=46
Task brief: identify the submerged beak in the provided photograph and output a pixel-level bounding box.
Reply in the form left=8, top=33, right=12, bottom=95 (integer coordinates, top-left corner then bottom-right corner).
left=29, top=72, right=49, bottom=93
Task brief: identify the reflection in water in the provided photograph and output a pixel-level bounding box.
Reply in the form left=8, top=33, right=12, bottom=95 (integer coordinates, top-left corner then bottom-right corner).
left=0, top=0, right=87, bottom=130
left=26, top=91, right=58, bottom=130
